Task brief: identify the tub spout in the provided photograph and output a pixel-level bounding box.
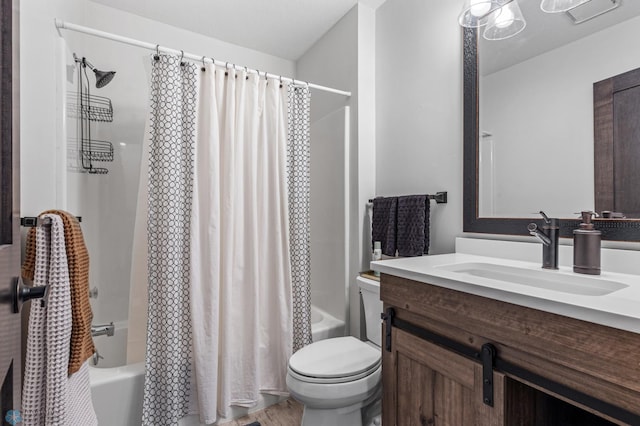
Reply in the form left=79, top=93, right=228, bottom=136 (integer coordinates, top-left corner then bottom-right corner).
left=91, top=322, right=115, bottom=337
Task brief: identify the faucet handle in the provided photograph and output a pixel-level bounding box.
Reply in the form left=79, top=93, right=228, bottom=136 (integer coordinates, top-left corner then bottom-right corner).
left=538, top=211, right=551, bottom=224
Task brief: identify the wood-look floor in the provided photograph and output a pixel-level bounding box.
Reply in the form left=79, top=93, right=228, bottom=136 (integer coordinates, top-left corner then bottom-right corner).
left=220, top=398, right=303, bottom=426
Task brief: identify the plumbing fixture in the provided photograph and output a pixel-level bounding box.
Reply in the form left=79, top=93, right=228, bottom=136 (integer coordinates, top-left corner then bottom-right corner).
left=92, top=350, right=104, bottom=366
left=73, top=53, right=116, bottom=88
left=89, top=286, right=98, bottom=299
left=527, top=211, right=559, bottom=269
left=91, top=322, right=115, bottom=337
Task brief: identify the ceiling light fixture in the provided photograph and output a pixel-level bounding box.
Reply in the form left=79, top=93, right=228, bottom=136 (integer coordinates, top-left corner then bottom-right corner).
left=458, top=0, right=513, bottom=28
left=483, top=0, right=526, bottom=40
left=459, top=0, right=597, bottom=41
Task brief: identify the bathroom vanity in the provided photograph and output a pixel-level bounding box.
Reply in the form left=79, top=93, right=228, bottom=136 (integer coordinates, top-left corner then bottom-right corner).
left=373, top=252, right=640, bottom=426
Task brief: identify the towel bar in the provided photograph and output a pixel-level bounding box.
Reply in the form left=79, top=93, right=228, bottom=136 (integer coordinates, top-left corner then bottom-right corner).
left=20, top=216, right=82, bottom=227
left=368, top=191, right=447, bottom=204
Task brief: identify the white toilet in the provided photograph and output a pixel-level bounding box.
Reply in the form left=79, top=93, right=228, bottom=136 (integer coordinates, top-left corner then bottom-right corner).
left=286, top=276, right=383, bottom=426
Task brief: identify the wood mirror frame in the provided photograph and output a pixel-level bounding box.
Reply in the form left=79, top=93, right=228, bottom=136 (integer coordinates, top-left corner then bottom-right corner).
left=462, top=28, right=640, bottom=241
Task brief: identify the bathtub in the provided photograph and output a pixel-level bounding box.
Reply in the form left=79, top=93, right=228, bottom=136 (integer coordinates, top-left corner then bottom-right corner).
left=310, top=305, right=345, bottom=341
left=90, top=307, right=344, bottom=425
left=90, top=322, right=145, bottom=426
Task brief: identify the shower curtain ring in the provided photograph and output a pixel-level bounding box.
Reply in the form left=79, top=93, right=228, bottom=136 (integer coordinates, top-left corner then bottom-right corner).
left=225, top=62, right=230, bottom=76
left=154, top=44, right=160, bottom=60
left=179, top=50, right=185, bottom=66
left=279, top=75, right=283, bottom=88
left=245, top=66, right=249, bottom=80
left=201, top=56, right=206, bottom=72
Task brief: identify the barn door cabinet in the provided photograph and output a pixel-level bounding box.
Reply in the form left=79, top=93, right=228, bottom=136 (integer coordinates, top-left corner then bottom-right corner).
left=380, top=273, right=640, bottom=426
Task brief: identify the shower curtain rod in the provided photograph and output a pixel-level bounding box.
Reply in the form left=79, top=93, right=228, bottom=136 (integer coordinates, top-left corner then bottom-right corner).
left=54, top=19, right=352, bottom=97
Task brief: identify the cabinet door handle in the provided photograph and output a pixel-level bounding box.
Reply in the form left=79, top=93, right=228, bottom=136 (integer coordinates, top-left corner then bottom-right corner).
left=381, top=308, right=395, bottom=352
left=481, top=343, right=497, bottom=407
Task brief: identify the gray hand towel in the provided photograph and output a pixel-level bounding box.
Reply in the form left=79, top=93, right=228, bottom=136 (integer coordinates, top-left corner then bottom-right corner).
left=372, top=197, right=397, bottom=256
left=396, top=195, right=430, bottom=256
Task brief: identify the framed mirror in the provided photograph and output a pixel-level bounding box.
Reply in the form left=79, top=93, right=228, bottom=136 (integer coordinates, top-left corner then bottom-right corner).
left=463, top=2, right=640, bottom=241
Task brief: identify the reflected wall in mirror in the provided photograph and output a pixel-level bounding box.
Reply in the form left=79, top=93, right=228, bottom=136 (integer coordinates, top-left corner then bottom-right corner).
left=478, top=0, right=640, bottom=218
left=463, top=1, right=640, bottom=240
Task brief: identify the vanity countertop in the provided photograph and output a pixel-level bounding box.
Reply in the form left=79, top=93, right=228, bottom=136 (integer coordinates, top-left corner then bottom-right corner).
left=371, top=253, right=640, bottom=334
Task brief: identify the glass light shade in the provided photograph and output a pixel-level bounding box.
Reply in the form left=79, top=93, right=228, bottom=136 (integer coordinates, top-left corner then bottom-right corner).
left=540, top=0, right=591, bottom=13
left=483, top=1, right=526, bottom=40
left=459, top=0, right=512, bottom=28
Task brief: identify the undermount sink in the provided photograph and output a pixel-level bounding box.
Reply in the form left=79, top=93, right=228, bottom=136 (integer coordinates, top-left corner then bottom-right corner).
left=435, top=262, right=628, bottom=296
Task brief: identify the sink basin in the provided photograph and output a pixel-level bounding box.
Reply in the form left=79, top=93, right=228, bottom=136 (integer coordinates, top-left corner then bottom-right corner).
left=435, top=262, right=628, bottom=296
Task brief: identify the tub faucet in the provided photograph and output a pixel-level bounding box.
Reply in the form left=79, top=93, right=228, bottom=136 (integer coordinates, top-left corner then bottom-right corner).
left=91, top=322, right=115, bottom=337
left=527, top=211, right=559, bottom=270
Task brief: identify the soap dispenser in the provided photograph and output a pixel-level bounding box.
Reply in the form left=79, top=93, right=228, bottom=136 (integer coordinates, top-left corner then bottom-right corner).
left=573, top=211, right=601, bottom=275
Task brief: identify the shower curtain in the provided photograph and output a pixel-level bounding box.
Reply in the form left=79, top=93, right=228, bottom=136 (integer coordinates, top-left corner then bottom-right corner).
left=140, top=54, right=312, bottom=425
left=288, top=85, right=313, bottom=352
left=142, top=54, right=196, bottom=426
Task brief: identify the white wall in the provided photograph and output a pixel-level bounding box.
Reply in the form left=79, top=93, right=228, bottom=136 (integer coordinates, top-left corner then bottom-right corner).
left=309, top=108, right=349, bottom=322
left=376, top=0, right=463, bottom=254
left=297, top=4, right=377, bottom=337
left=481, top=14, right=640, bottom=218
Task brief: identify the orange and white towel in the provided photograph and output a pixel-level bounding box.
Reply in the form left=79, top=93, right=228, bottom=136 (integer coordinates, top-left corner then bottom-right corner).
left=21, top=214, right=97, bottom=426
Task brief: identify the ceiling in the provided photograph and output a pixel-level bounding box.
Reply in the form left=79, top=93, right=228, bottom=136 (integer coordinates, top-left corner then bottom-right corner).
left=479, top=0, right=640, bottom=75
left=88, top=0, right=385, bottom=60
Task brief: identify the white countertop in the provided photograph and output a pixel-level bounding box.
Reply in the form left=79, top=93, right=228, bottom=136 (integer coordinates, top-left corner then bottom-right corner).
left=371, top=253, right=640, bottom=334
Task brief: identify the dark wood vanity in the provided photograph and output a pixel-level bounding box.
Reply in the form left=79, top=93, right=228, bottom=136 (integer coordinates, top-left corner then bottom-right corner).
left=380, top=273, right=640, bottom=425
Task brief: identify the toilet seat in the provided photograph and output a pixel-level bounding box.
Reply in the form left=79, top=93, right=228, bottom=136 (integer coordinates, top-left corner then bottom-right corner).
left=288, top=336, right=381, bottom=384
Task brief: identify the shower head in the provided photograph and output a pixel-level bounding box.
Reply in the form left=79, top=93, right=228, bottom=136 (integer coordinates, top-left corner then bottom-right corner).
left=93, top=69, right=116, bottom=88
left=74, top=54, right=116, bottom=88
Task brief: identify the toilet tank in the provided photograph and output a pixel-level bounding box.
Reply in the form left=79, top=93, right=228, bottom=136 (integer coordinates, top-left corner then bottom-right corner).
left=357, top=276, right=383, bottom=347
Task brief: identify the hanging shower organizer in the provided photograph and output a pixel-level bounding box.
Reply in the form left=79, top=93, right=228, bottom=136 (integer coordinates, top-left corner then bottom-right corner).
left=69, top=53, right=115, bottom=174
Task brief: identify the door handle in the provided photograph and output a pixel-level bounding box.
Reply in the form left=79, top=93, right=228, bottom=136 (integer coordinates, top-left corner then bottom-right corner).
left=11, top=276, right=49, bottom=313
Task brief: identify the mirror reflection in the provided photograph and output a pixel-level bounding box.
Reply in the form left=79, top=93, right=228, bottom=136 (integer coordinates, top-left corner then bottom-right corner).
left=477, top=0, right=640, bottom=218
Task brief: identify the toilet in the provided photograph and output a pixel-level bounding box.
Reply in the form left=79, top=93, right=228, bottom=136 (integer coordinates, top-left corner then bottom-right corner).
left=286, top=276, right=383, bottom=426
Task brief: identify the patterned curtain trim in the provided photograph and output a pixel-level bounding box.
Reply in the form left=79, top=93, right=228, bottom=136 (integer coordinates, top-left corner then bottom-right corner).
left=143, top=54, right=197, bottom=426
left=287, top=85, right=312, bottom=352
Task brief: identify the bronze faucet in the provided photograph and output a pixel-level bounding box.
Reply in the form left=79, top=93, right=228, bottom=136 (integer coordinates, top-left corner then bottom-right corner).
left=527, top=211, right=559, bottom=270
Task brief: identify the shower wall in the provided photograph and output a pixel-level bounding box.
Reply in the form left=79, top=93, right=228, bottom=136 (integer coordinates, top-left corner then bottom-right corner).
left=310, top=107, right=350, bottom=323
left=296, top=4, right=376, bottom=337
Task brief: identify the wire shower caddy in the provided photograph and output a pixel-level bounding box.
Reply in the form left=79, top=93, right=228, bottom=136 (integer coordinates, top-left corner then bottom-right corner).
left=69, top=53, right=115, bottom=174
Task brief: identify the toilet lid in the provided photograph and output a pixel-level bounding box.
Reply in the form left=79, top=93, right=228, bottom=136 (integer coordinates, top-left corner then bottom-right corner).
left=288, top=336, right=381, bottom=380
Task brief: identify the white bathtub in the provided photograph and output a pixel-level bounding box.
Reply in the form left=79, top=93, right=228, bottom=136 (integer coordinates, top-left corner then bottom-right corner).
left=310, top=305, right=345, bottom=341
left=90, top=307, right=344, bottom=425
left=90, top=322, right=144, bottom=426
left=90, top=362, right=145, bottom=426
